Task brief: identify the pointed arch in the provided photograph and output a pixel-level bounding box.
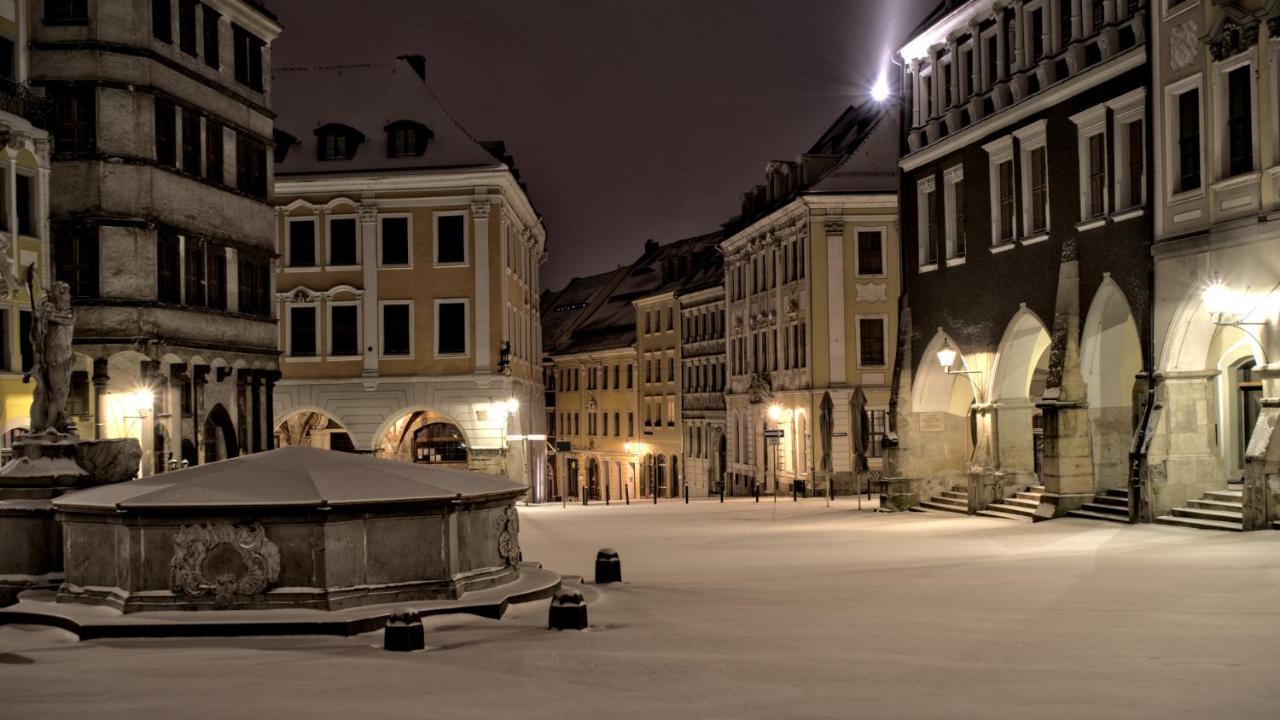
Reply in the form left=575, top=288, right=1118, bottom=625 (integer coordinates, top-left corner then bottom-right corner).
left=912, top=328, right=977, bottom=414
left=990, top=306, right=1052, bottom=403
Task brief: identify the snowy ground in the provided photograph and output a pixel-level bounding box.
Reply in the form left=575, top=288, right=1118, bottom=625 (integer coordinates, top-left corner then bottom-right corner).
left=3, top=497, right=1280, bottom=719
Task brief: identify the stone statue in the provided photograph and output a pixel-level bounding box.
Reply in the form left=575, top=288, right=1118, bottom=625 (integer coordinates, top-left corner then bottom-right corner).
left=25, top=277, right=76, bottom=435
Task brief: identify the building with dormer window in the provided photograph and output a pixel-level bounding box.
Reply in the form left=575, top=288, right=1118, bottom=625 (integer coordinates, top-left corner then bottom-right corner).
left=270, top=58, right=548, bottom=495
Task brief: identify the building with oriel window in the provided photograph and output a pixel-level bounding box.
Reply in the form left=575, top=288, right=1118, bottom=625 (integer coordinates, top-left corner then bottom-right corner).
left=32, top=0, right=281, bottom=475
left=722, top=102, right=900, bottom=498
left=891, top=0, right=1152, bottom=520
left=1145, top=1, right=1280, bottom=531
left=270, top=58, right=548, bottom=494
left=0, top=2, right=52, bottom=459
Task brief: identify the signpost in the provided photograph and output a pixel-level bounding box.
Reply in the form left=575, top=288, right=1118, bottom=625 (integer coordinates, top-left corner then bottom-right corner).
left=764, top=429, right=783, bottom=506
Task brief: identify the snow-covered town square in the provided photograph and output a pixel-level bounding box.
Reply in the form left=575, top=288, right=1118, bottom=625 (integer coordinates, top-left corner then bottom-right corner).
left=5, top=500, right=1280, bottom=719
left=4, top=0, right=1280, bottom=717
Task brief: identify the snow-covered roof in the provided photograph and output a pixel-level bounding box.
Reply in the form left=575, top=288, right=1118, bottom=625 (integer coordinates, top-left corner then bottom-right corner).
left=272, top=58, right=506, bottom=177
left=53, top=447, right=525, bottom=511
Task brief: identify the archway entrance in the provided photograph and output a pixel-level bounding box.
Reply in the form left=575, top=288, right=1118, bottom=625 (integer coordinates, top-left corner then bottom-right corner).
left=376, top=410, right=469, bottom=466
left=717, top=432, right=727, bottom=495
left=587, top=458, right=600, bottom=500
left=990, top=311, right=1052, bottom=484
left=203, top=404, right=239, bottom=462
left=1081, top=281, right=1144, bottom=491
left=275, top=410, right=355, bottom=453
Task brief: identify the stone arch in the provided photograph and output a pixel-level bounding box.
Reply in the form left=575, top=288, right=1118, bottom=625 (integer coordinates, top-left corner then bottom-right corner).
left=912, top=329, right=977, bottom=415
left=203, top=403, right=239, bottom=461
left=372, top=408, right=472, bottom=464
left=1218, top=339, right=1263, bottom=479
left=1081, top=278, right=1145, bottom=490
left=1243, top=396, right=1280, bottom=530
left=988, top=308, right=1052, bottom=479
left=990, top=307, right=1052, bottom=404
left=274, top=406, right=355, bottom=452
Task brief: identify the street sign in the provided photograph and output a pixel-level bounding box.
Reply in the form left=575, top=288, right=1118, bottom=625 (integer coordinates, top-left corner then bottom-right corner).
left=767, top=437, right=781, bottom=446
left=764, top=429, right=784, bottom=438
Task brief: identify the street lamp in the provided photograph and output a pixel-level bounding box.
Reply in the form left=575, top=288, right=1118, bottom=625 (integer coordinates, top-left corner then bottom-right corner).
left=870, top=71, right=891, bottom=103
left=936, top=338, right=979, bottom=376
left=1203, top=280, right=1265, bottom=327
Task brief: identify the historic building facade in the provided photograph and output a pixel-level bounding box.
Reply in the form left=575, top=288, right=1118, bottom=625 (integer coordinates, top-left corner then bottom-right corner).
left=723, top=104, right=900, bottom=497
left=270, top=59, right=547, bottom=493
left=33, top=0, right=281, bottom=474
left=1147, top=1, right=1280, bottom=530
left=0, top=1, right=52, bottom=459
left=680, top=280, right=727, bottom=497
left=891, top=0, right=1152, bottom=519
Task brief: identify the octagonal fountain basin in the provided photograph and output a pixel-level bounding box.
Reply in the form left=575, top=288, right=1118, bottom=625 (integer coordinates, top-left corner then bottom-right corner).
left=51, top=446, right=526, bottom=613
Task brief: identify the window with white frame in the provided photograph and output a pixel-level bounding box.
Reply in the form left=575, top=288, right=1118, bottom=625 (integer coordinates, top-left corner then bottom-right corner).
left=983, top=135, right=1017, bottom=244
left=958, top=42, right=974, bottom=103
left=1014, top=120, right=1049, bottom=237
left=981, top=28, right=999, bottom=92
left=434, top=211, right=467, bottom=266
left=917, top=175, right=938, bottom=267
left=1071, top=103, right=1108, bottom=222
left=380, top=301, right=412, bottom=357
left=379, top=215, right=411, bottom=267
left=1026, top=1, right=1046, bottom=64
left=435, top=298, right=468, bottom=357
left=919, top=64, right=933, bottom=122
left=327, top=215, right=357, bottom=267
left=329, top=301, right=360, bottom=357
left=286, top=217, right=316, bottom=268
left=943, top=164, right=966, bottom=260
left=1110, top=89, right=1146, bottom=212
left=857, top=316, right=887, bottom=368
left=287, top=304, right=318, bottom=358
left=939, top=56, right=953, bottom=113
left=1215, top=56, right=1256, bottom=180
left=1166, top=78, right=1202, bottom=196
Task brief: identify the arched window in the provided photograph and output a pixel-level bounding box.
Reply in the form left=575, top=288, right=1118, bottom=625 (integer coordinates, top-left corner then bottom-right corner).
left=314, top=123, right=365, bottom=161
left=413, top=422, right=467, bottom=463
left=384, top=120, right=433, bottom=158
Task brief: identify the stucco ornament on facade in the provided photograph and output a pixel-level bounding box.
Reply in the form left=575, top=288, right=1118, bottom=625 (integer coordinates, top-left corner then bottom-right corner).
left=1169, top=20, right=1199, bottom=71
left=1205, top=17, right=1259, bottom=62
left=170, top=523, right=282, bottom=605
left=855, top=283, right=889, bottom=303
left=495, top=506, right=520, bottom=567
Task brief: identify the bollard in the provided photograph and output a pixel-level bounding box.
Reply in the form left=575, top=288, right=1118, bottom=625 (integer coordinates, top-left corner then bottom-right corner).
left=548, top=589, right=588, bottom=630
left=594, top=548, right=622, bottom=584
left=793, top=482, right=798, bottom=502
left=684, top=485, right=689, bottom=504
left=384, top=608, right=425, bottom=652
left=624, top=484, right=630, bottom=505
left=605, top=482, right=610, bottom=506
left=720, top=482, right=725, bottom=503
left=754, top=483, right=760, bottom=503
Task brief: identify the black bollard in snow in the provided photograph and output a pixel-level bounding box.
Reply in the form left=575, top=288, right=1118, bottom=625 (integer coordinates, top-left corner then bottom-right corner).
left=384, top=608, right=425, bottom=652
left=548, top=589, right=589, bottom=630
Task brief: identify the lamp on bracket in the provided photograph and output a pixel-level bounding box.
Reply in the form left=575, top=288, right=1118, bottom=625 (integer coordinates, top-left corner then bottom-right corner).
left=936, top=338, right=980, bottom=376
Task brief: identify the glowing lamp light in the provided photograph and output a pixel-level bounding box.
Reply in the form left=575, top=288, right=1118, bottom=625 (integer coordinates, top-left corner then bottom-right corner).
left=936, top=339, right=958, bottom=370
left=767, top=404, right=783, bottom=422
left=504, top=397, right=520, bottom=413
left=1202, top=281, right=1233, bottom=317
left=870, top=72, right=891, bottom=103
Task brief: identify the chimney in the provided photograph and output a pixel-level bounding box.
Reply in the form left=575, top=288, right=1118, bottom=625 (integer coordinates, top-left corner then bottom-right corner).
left=644, top=238, right=659, bottom=255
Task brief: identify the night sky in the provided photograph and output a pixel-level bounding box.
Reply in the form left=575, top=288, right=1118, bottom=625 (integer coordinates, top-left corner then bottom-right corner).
left=270, top=0, right=937, bottom=291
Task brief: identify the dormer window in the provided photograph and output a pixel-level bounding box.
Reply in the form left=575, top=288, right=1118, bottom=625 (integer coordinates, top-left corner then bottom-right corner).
left=273, top=129, right=298, bottom=164
left=315, top=123, right=364, bottom=161
left=385, top=120, right=432, bottom=158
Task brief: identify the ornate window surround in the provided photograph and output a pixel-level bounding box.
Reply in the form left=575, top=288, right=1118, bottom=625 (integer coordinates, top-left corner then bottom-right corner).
left=1013, top=119, right=1050, bottom=243
left=1070, top=101, right=1109, bottom=229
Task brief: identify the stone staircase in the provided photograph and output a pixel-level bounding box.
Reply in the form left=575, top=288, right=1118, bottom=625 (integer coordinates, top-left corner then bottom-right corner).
left=976, top=485, right=1044, bottom=521
left=916, top=485, right=1044, bottom=521
left=1155, top=488, right=1244, bottom=532
left=1067, top=488, right=1131, bottom=523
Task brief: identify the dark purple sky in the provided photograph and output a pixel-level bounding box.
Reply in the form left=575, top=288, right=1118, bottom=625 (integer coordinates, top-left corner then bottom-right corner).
left=270, top=0, right=935, bottom=291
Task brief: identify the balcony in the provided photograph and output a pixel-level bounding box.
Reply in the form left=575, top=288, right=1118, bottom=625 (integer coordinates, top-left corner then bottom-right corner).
left=0, top=80, right=52, bottom=129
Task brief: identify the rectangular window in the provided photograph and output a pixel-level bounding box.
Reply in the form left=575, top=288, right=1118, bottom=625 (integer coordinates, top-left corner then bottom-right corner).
left=237, top=253, right=271, bottom=317
left=289, top=306, right=317, bottom=358
left=857, top=230, right=883, bottom=275
left=178, top=0, right=198, bottom=56
left=184, top=238, right=206, bottom=307
left=1059, top=0, right=1072, bottom=47
left=15, top=174, right=31, bottom=237
left=1226, top=65, right=1253, bottom=177
left=329, top=218, right=357, bottom=266
left=1030, top=8, right=1045, bottom=62
left=202, top=5, right=221, bottom=69
left=55, top=225, right=99, bottom=298
left=204, top=120, right=223, bottom=184
left=235, top=133, right=267, bottom=198
left=181, top=107, right=201, bottom=174
left=1088, top=133, right=1106, bottom=219
left=331, top=305, right=359, bottom=356
left=436, top=214, right=466, bottom=264
left=627, top=364, right=634, bottom=388
left=157, top=229, right=181, bottom=303
left=1029, top=146, right=1048, bottom=233
left=926, top=189, right=939, bottom=264
left=207, top=244, right=226, bottom=310
left=152, top=0, right=172, bottom=42
left=614, top=412, right=621, bottom=437
left=998, top=160, right=1015, bottom=242
left=232, top=24, right=264, bottom=91
left=1177, top=88, right=1201, bottom=193
left=1091, top=0, right=1104, bottom=32
left=1126, top=119, right=1144, bottom=208
left=985, top=33, right=999, bottom=87
left=155, top=98, right=176, bottom=167
left=382, top=303, right=411, bottom=356
left=954, top=179, right=966, bottom=257
left=437, top=301, right=467, bottom=356
left=380, top=217, right=410, bottom=266
left=859, top=318, right=886, bottom=367
left=287, top=219, right=316, bottom=268
left=44, top=0, right=88, bottom=23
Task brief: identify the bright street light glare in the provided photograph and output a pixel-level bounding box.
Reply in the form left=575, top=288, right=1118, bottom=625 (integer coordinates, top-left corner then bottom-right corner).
left=871, top=72, right=890, bottom=102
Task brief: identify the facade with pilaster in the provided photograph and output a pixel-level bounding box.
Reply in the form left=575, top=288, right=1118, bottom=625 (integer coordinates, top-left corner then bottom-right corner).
left=1148, top=0, right=1280, bottom=530
left=32, top=0, right=281, bottom=475
left=723, top=103, right=900, bottom=498
left=890, top=0, right=1153, bottom=519
left=680, top=279, right=727, bottom=498
left=270, top=59, right=547, bottom=494
left=0, top=1, right=52, bottom=459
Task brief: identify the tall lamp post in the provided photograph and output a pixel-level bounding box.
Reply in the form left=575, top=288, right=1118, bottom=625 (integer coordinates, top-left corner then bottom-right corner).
left=767, top=403, right=784, bottom=504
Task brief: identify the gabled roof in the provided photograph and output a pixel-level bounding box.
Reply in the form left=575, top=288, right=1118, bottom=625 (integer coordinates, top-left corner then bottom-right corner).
left=806, top=105, right=899, bottom=194
left=273, top=57, right=508, bottom=177
left=541, top=267, right=629, bottom=354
